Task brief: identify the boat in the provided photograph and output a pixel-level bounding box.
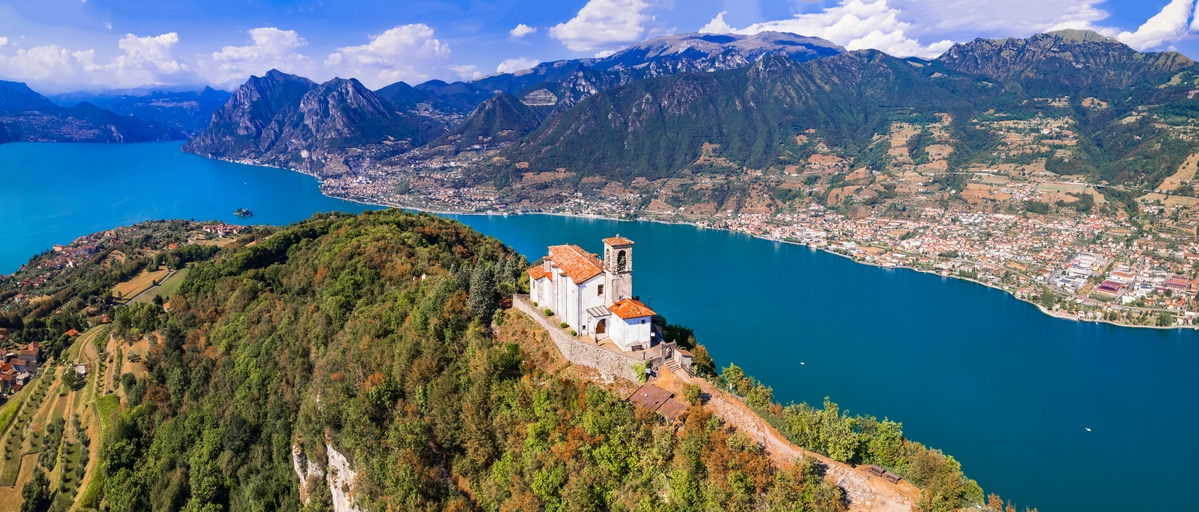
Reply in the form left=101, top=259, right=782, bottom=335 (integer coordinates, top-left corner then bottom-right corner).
left=233, top=208, right=253, bottom=218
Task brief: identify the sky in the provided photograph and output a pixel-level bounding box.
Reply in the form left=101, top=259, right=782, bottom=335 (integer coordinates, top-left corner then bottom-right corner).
left=1, top=0, right=1199, bottom=93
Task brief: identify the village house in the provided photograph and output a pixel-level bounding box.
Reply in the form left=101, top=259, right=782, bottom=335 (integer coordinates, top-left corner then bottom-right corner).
left=527, top=236, right=660, bottom=352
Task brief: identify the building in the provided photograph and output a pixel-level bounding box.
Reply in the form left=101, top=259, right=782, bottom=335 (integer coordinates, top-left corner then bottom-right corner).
left=527, top=236, right=659, bottom=352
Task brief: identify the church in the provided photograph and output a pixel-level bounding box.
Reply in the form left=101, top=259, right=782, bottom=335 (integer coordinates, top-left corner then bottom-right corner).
left=527, top=236, right=659, bottom=352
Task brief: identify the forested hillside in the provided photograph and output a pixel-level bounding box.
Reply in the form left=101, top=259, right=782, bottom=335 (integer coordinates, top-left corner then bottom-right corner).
left=0, top=212, right=1033, bottom=511
left=467, top=30, right=1199, bottom=194
left=63, top=211, right=854, bottom=511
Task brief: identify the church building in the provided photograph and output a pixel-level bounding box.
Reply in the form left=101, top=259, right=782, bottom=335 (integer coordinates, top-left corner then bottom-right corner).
left=527, top=236, right=658, bottom=352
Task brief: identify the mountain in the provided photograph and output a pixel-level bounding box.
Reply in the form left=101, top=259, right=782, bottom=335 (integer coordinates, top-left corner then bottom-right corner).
left=184, top=70, right=443, bottom=176
left=932, top=29, right=1194, bottom=94
left=493, top=50, right=969, bottom=182
left=0, top=81, right=184, bottom=144
left=421, top=93, right=553, bottom=154
left=458, top=30, right=1199, bottom=192
left=468, top=31, right=845, bottom=105
left=82, top=87, right=233, bottom=135
left=385, top=32, right=847, bottom=158
left=0, top=80, right=58, bottom=111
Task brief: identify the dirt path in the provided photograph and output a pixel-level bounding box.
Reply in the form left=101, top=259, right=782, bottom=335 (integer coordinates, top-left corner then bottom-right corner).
left=654, top=370, right=919, bottom=512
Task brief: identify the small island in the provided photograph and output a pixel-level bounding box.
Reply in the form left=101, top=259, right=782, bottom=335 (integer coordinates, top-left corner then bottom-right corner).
left=232, top=208, right=253, bottom=218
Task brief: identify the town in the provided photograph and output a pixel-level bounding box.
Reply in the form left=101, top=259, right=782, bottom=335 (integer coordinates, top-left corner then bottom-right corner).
left=313, top=110, right=1199, bottom=329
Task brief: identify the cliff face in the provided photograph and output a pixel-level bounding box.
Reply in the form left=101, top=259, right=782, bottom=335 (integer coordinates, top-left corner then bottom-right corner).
left=184, top=71, right=443, bottom=176
left=933, top=30, right=1196, bottom=92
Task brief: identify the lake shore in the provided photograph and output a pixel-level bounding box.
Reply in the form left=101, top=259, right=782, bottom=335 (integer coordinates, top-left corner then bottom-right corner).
left=319, top=188, right=1197, bottom=331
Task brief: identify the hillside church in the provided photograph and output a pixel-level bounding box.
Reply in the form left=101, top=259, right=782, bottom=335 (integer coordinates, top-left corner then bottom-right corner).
left=527, top=236, right=658, bottom=352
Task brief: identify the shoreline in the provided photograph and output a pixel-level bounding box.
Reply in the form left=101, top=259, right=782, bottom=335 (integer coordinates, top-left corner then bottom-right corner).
left=22, top=145, right=1193, bottom=332
left=322, top=188, right=1199, bottom=332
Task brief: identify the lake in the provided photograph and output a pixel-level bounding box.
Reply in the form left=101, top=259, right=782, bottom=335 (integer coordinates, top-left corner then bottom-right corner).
left=0, top=141, right=373, bottom=273
left=4, top=141, right=1197, bottom=511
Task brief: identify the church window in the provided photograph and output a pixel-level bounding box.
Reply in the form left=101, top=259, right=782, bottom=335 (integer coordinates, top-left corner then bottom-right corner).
left=617, top=250, right=627, bottom=271
left=597, top=284, right=604, bottom=296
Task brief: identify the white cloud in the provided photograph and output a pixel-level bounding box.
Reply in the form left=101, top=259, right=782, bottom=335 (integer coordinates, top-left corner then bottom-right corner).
left=0, top=45, right=81, bottom=82
left=0, top=32, right=194, bottom=88
left=698, top=12, right=734, bottom=35
left=496, top=57, right=540, bottom=73
left=202, top=28, right=314, bottom=86
left=510, top=24, right=537, bottom=37
left=1117, top=0, right=1194, bottom=50
left=701, top=0, right=952, bottom=59
left=325, top=24, right=466, bottom=88
left=89, top=32, right=190, bottom=81
left=889, top=0, right=1112, bottom=37
left=0, top=36, right=8, bottom=47
left=549, top=0, right=661, bottom=54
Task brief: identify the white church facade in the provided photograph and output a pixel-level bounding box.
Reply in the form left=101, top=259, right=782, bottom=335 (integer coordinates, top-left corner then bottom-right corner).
left=527, top=236, right=659, bottom=352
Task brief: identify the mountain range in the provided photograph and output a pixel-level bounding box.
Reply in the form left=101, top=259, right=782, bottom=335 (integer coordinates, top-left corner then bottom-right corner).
left=0, top=80, right=184, bottom=144
left=180, top=29, right=1199, bottom=199
left=184, top=32, right=848, bottom=174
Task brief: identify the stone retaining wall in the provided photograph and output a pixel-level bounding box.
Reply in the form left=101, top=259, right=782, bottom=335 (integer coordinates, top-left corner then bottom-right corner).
left=513, top=295, right=645, bottom=383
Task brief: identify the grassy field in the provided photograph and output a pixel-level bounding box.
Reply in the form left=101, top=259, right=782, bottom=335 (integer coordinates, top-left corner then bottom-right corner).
left=129, top=267, right=189, bottom=305
left=0, top=391, right=26, bottom=438
left=94, top=395, right=118, bottom=438
left=111, top=265, right=170, bottom=300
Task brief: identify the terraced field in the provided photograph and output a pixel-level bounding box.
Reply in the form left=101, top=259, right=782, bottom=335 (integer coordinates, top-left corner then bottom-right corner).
left=0, top=326, right=119, bottom=512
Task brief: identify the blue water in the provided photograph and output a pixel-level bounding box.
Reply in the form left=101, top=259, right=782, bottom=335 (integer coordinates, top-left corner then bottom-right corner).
left=447, top=215, right=1199, bottom=512
left=2, top=142, right=1197, bottom=511
left=0, top=141, right=373, bottom=273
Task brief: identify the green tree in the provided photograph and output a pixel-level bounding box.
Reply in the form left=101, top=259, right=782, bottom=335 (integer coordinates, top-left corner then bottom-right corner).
left=469, top=263, right=497, bottom=322
left=20, top=467, right=50, bottom=512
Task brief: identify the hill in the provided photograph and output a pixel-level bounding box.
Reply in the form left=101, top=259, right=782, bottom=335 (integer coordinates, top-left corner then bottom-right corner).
left=0, top=211, right=1019, bottom=511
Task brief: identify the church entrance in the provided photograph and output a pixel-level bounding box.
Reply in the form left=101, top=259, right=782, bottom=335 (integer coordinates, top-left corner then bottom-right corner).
left=596, top=319, right=606, bottom=335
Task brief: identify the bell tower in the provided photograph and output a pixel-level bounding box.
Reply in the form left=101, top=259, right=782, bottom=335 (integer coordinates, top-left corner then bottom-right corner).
left=602, top=235, right=634, bottom=303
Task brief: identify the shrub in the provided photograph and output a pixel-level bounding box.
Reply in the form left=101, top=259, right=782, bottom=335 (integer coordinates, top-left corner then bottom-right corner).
left=570, top=330, right=577, bottom=336
left=559, top=322, right=569, bottom=329
left=543, top=308, right=553, bottom=317
left=682, top=384, right=703, bottom=405
left=631, top=362, right=648, bottom=383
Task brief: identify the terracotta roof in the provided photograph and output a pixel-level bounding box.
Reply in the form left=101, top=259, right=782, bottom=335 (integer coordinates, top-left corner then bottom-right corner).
left=628, top=383, right=672, bottom=412
left=658, top=398, right=689, bottom=421
left=602, top=235, right=634, bottom=246
left=610, top=298, right=655, bottom=319
left=526, top=265, right=551, bottom=281
left=547, top=245, right=604, bottom=282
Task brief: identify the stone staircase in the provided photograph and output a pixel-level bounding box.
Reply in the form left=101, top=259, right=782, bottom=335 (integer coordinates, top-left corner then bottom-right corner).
left=664, top=357, right=692, bottom=378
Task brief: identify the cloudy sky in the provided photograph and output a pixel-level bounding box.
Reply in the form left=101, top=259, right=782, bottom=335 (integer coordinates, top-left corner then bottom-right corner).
left=1, top=0, right=1198, bottom=93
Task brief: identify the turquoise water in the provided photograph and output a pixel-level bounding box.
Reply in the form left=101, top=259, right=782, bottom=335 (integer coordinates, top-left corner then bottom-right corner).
left=0, top=141, right=373, bottom=273
left=2, top=142, right=1197, bottom=511
left=448, top=214, right=1199, bottom=512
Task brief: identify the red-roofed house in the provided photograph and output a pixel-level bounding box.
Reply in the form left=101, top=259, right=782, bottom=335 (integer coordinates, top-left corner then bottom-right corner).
left=528, top=235, right=656, bottom=351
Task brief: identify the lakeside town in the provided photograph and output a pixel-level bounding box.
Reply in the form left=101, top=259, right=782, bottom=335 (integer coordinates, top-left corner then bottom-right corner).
left=309, top=112, right=1199, bottom=329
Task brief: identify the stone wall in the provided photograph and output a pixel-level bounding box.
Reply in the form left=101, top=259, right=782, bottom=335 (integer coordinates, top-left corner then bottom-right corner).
left=513, top=295, right=651, bottom=383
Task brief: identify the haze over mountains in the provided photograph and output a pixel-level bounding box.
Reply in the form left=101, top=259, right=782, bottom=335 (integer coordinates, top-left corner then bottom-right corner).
left=0, top=80, right=184, bottom=144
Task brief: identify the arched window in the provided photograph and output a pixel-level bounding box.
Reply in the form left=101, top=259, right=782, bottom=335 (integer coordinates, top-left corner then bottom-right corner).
left=617, top=250, right=627, bottom=271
